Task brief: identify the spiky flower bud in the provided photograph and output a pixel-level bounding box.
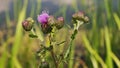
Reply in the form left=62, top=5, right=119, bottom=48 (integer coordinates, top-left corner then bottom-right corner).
left=72, top=11, right=89, bottom=23
left=72, top=13, right=78, bottom=19
left=56, top=17, right=64, bottom=29
left=84, top=16, right=89, bottom=23
left=77, top=11, right=84, bottom=20
left=72, top=12, right=84, bottom=20
left=41, top=24, right=52, bottom=34
left=22, top=17, right=34, bottom=31
left=48, top=16, right=56, bottom=26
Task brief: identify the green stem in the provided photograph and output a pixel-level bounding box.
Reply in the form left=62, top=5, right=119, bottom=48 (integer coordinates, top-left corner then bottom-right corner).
left=50, top=48, right=58, bottom=68
left=68, top=29, right=77, bottom=68
left=49, top=26, right=58, bottom=68
left=64, top=20, right=83, bottom=68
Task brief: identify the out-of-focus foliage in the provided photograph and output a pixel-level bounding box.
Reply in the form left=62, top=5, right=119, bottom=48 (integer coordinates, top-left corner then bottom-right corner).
left=0, top=0, right=120, bottom=68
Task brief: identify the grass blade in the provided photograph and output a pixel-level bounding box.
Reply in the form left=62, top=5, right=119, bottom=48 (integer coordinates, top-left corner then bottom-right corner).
left=82, top=32, right=107, bottom=68
left=111, top=52, right=120, bottom=68
left=11, top=0, right=28, bottom=68
left=113, top=13, right=120, bottom=30
left=104, top=26, right=113, bottom=68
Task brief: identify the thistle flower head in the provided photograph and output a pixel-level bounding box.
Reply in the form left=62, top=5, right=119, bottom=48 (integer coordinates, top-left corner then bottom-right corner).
left=22, top=17, right=34, bottom=31
left=41, top=24, right=52, bottom=34
left=72, top=11, right=89, bottom=23
left=48, top=16, right=56, bottom=26
left=56, top=17, right=64, bottom=29
left=57, top=17, right=64, bottom=22
left=72, top=11, right=84, bottom=20
left=37, top=12, right=50, bottom=24
left=84, top=16, right=89, bottom=23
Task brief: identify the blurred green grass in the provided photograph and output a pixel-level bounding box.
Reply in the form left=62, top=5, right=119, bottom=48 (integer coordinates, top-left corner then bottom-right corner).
left=0, top=0, right=120, bottom=68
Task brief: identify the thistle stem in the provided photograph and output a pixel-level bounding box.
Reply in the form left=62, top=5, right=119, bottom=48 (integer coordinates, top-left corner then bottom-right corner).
left=50, top=48, right=58, bottom=68
left=49, top=26, right=58, bottom=68
left=64, top=20, right=83, bottom=68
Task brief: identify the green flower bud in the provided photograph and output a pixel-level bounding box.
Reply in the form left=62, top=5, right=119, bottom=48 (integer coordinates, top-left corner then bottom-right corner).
left=22, top=17, right=34, bottom=31
left=56, top=17, right=64, bottom=29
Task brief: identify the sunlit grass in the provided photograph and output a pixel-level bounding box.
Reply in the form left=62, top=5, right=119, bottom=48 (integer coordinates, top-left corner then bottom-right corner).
left=0, top=0, right=120, bottom=68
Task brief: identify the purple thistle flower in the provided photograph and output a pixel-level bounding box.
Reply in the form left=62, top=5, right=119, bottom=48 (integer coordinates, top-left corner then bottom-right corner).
left=37, top=12, right=50, bottom=24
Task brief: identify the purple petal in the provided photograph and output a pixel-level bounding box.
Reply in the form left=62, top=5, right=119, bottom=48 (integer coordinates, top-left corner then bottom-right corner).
left=37, top=13, right=49, bottom=24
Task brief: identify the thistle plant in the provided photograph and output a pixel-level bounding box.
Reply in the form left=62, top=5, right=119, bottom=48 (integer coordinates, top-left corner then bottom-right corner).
left=22, top=11, right=89, bottom=68
left=64, top=11, right=89, bottom=68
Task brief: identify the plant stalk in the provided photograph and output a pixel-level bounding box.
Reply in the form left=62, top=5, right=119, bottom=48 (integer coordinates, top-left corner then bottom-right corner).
left=50, top=48, right=58, bottom=68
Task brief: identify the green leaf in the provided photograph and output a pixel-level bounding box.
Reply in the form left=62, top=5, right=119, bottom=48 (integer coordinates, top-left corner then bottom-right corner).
left=56, top=41, right=66, bottom=46
left=29, top=34, right=38, bottom=38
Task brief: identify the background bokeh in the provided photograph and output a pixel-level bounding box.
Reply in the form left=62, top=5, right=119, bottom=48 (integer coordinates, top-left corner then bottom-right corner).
left=0, top=0, right=120, bottom=68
